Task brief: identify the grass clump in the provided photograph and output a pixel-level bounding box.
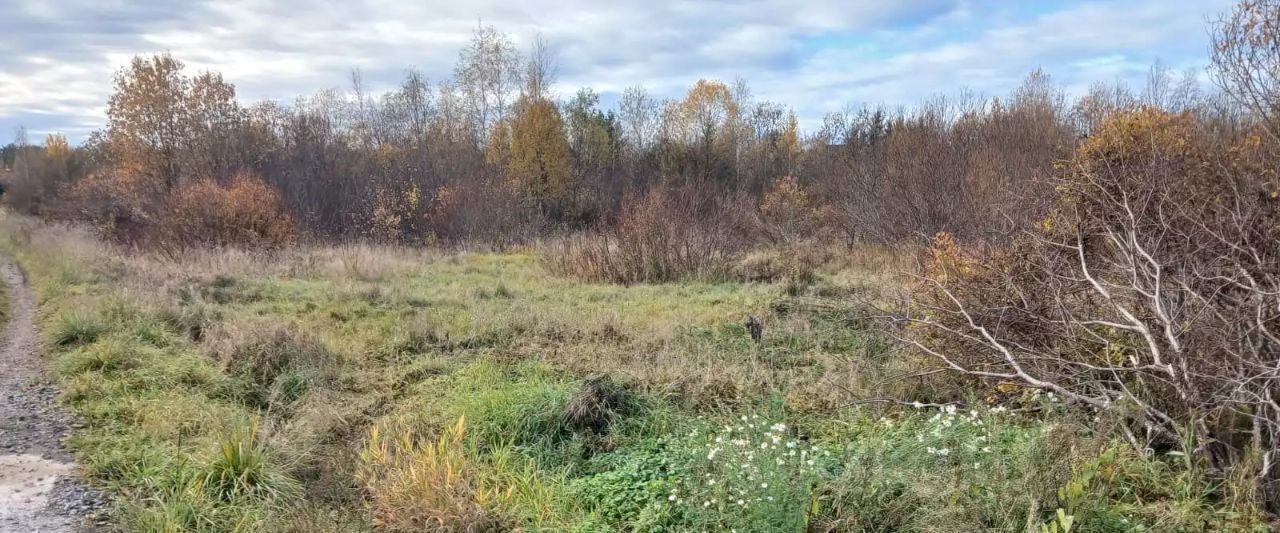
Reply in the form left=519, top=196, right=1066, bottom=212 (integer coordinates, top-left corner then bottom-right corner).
left=561, top=374, right=637, bottom=435
left=218, top=325, right=339, bottom=410
left=58, top=336, right=144, bottom=374
left=50, top=310, right=107, bottom=346
left=357, top=416, right=514, bottom=532
left=448, top=361, right=577, bottom=459
left=0, top=275, right=10, bottom=326
left=204, top=420, right=301, bottom=503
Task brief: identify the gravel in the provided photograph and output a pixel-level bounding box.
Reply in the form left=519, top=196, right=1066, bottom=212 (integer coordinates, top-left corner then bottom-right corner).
left=0, top=259, right=112, bottom=532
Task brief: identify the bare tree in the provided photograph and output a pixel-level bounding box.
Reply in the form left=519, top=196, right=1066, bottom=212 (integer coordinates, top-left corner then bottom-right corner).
left=619, top=85, right=658, bottom=157
left=455, top=23, right=523, bottom=145
left=1211, top=0, right=1280, bottom=140
left=523, top=33, right=557, bottom=100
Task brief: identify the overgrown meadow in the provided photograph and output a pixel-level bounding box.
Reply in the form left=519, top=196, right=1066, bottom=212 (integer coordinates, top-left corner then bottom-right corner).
left=1, top=213, right=1264, bottom=532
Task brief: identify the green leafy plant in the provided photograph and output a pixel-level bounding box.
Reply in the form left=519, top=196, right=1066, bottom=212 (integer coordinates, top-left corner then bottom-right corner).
left=671, top=415, right=834, bottom=532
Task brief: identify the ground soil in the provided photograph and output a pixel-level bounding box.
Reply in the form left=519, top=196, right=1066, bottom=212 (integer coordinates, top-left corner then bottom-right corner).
left=0, top=259, right=108, bottom=532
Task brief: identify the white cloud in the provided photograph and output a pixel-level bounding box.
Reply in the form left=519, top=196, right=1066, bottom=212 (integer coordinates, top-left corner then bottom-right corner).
left=0, top=0, right=1236, bottom=142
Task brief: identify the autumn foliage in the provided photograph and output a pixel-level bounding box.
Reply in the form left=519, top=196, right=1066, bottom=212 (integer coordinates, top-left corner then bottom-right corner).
left=913, top=108, right=1280, bottom=508
left=156, top=174, right=297, bottom=250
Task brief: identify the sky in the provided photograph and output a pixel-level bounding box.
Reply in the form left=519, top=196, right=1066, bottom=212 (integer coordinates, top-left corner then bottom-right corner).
left=0, top=0, right=1236, bottom=143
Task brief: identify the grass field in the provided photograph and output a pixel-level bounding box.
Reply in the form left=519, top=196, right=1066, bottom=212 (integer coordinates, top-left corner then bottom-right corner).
left=0, top=212, right=1266, bottom=532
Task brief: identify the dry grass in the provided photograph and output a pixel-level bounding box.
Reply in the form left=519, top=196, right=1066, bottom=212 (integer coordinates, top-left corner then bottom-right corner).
left=549, top=188, right=752, bottom=284
left=357, top=416, right=513, bottom=532
left=317, top=243, right=429, bottom=282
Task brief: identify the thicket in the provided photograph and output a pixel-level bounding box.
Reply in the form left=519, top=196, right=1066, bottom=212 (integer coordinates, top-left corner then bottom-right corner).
left=908, top=0, right=1280, bottom=512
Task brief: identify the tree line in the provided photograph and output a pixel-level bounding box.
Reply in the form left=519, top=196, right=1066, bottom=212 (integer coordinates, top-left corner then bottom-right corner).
left=0, top=18, right=1259, bottom=250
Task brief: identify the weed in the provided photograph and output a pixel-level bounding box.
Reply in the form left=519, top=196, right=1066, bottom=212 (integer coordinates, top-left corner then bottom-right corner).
left=218, top=325, right=338, bottom=409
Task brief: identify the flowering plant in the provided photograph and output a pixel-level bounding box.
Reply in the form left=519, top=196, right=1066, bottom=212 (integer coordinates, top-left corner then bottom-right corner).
left=667, top=414, right=835, bottom=531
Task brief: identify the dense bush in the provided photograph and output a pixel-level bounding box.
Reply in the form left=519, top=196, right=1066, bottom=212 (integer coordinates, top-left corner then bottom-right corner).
left=910, top=107, right=1280, bottom=509
left=155, top=174, right=298, bottom=250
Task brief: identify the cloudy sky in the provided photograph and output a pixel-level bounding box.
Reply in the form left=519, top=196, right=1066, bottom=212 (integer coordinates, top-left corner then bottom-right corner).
left=1, top=0, right=1234, bottom=143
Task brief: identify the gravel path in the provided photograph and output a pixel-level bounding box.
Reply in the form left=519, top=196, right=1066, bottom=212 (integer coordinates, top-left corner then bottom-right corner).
left=0, top=258, right=109, bottom=532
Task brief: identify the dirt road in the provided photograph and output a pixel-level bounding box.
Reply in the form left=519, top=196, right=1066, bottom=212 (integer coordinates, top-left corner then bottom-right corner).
left=0, top=259, right=107, bottom=532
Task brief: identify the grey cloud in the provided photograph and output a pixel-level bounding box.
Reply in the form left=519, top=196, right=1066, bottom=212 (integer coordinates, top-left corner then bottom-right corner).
left=0, top=0, right=1234, bottom=142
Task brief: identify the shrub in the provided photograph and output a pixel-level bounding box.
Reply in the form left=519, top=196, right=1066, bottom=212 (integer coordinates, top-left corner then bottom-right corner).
left=155, top=173, right=297, bottom=250
left=551, top=187, right=752, bottom=284
left=757, top=175, right=819, bottom=245
left=908, top=108, right=1280, bottom=511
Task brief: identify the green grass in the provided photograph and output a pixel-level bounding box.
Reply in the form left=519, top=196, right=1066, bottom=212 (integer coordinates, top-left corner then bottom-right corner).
left=0, top=214, right=1269, bottom=532
left=50, top=310, right=108, bottom=347
left=0, top=272, right=10, bottom=327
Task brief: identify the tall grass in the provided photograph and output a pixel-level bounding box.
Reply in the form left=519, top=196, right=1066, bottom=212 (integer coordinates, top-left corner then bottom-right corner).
left=550, top=187, right=751, bottom=284
left=357, top=416, right=513, bottom=532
